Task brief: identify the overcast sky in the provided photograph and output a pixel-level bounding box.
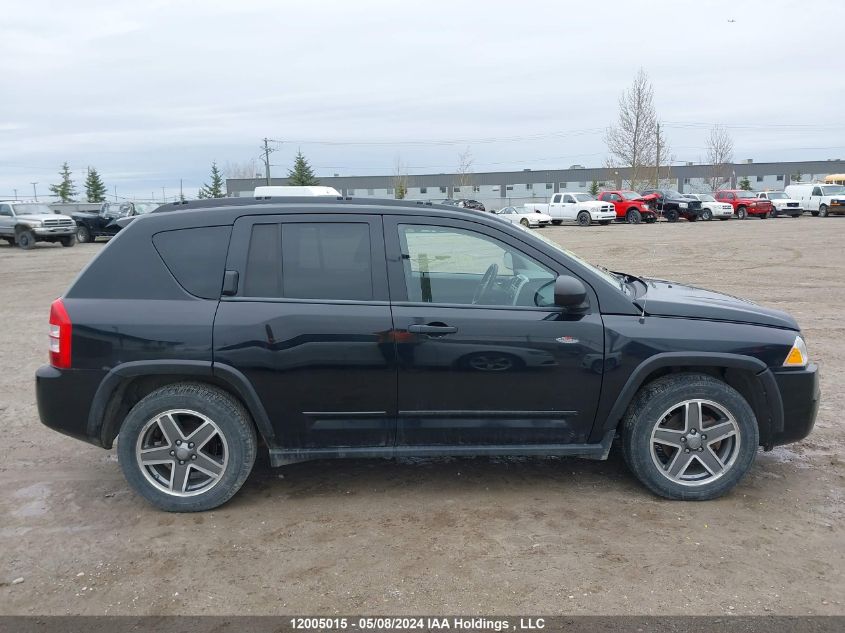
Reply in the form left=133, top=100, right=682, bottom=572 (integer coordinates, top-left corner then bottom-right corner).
left=1, top=0, right=843, bottom=201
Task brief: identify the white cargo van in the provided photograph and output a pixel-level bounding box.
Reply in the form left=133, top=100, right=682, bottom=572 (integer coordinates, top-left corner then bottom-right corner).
left=254, top=186, right=341, bottom=197
left=784, top=183, right=845, bottom=217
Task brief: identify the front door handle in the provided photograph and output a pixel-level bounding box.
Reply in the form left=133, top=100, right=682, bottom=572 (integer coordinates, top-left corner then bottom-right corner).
left=408, top=323, right=458, bottom=336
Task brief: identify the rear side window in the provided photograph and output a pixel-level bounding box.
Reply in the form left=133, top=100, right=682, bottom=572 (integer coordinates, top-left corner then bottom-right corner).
left=153, top=226, right=231, bottom=299
left=243, top=222, right=374, bottom=301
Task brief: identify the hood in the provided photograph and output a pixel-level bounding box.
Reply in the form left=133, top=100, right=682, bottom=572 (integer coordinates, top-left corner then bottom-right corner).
left=637, top=193, right=659, bottom=202
left=637, top=278, right=798, bottom=330
left=17, top=213, right=74, bottom=223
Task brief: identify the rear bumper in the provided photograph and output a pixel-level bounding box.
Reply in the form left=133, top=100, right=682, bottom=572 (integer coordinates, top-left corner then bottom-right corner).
left=36, top=364, right=105, bottom=447
left=769, top=363, right=820, bottom=446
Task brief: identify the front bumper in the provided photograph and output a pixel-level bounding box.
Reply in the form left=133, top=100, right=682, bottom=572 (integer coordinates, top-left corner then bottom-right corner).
left=33, top=226, right=76, bottom=237
left=36, top=364, right=105, bottom=446
left=769, top=363, right=820, bottom=446
left=776, top=206, right=804, bottom=216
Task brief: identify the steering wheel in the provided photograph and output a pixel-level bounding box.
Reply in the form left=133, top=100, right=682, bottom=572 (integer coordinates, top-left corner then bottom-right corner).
left=472, top=263, right=498, bottom=305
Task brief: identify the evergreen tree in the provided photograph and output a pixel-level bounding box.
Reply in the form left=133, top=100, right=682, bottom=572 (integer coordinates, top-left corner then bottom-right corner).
left=793, top=171, right=803, bottom=183
left=589, top=180, right=600, bottom=196
left=287, top=150, right=319, bottom=186
left=739, top=176, right=752, bottom=191
left=84, top=167, right=107, bottom=203
left=48, top=162, right=78, bottom=202
left=198, top=162, right=225, bottom=198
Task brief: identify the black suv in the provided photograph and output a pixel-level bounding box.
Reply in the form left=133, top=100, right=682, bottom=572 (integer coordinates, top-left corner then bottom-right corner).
left=36, top=197, right=819, bottom=511
left=641, top=189, right=704, bottom=222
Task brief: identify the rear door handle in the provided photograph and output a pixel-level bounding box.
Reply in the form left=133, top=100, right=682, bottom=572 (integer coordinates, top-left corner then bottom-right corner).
left=408, top=324, right=458, bottom=335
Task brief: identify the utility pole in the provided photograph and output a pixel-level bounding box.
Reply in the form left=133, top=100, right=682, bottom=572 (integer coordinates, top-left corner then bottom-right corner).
left=162, top=186, right=166, bottom=202
left=261, top=137, right=280, bottom=185
left=31, top=182, right=38, bottom=201
left=655, top=122, right=661, bottom=189
left=13, top=188, right=17, bottom=200
left=179, top=178, right=184, bottom=201
left=114, top=185, right=118, bottom=201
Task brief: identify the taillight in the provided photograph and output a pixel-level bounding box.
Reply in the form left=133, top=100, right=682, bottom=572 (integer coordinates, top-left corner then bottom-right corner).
left=49, top=298, right=72, bottom=369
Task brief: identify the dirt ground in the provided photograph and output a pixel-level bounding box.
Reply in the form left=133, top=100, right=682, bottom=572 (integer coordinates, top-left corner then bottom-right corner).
left=0, top=216, right=842, bottom=616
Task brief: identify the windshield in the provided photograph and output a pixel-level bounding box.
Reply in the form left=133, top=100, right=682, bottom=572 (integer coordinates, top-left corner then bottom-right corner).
left=663, top=190, right=683, bottom=198
left=574, top=193, right=595, bottom=202
left=13, top=203, right=53, bottom=215
left=620, top=191, right=642, bottom=200
left=736, top=191, right=757, bottom=198
left=697, top=194, right=716, bottom=202
left=133, top=203, right=157, bottom=214
left=518, top=224, right=625, bottom=292
left=764, top=192, right=787, bottom=199
left=822, top=186, right=845, bottom=195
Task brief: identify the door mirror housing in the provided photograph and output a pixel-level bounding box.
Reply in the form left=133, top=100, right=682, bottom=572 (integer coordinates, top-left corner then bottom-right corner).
left=554, top=275, right=587, bottom=308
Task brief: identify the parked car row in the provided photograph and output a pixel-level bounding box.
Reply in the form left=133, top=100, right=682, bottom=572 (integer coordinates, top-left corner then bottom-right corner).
left=488, top=183, right=845, bottom=229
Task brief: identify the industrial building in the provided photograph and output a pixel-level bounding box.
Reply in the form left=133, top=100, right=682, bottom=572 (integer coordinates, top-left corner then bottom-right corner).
left=227, top=158, right=844, bottom=210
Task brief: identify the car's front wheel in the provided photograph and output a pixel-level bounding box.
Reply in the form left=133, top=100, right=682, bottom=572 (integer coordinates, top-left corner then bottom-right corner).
left=76, top=225, right=92, bottom=243
left=577, top=211, right=591, bottom=226
left=736, top=206, right=748, bottom=220
left=819, top=204, right=829, bottom=218
left=60, top=235, right=76, bottom=247
left=520, top=218, right=530, bottom=227
left=664, top=209, right=679, bottom=222
left=117, top=383, right=257, bottom=512
left=621, top=373, right=758, bottom=500
left=626, top=209, right=642, bottom=224
left=701, top=209, right=712, bottom=221
left=16, top=229, right=35, bottom=249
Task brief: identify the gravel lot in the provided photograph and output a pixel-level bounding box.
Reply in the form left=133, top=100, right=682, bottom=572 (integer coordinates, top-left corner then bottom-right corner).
left=1, top=217, right=842, bottom=616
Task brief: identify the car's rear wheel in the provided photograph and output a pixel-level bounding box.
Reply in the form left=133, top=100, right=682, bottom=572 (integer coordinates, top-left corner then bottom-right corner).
left=760, top=212, right=769, bottom=219
left=520, top=218, right=530, bottom=227
left=76, top=225, right=92, bottom=243
left=819, top=204, right=829, bottom=218
left=626, top=209, right=642, bottom=224
left=737, top=206, right=748, bottom=220
left=621, top=373, right=758, bottom=500
left=577, top=211, right=591, bottom=226
left=117, top=383, right=257, bottom=512
left=16, top=229, right=35, bottom=249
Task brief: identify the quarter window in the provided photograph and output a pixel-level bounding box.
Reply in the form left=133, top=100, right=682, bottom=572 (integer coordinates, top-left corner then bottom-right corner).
left=243, top=222, right=374, bottom=301
left=398, top=225, right=555, bottom=307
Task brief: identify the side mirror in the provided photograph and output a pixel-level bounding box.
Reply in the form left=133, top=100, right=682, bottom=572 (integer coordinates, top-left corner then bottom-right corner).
left=554, top=275, right=587, bottom=308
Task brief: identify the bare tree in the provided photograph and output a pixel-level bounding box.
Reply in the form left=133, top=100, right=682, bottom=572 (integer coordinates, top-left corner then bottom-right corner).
left=393, top=156, right=408, bottom=200
left=605, top=68, right=667, bottom=190
left=224, top=160, right=260, bottom=180
left=705, top=125, right=734, bottom=191
left=455, top=146, right=474, bottom=192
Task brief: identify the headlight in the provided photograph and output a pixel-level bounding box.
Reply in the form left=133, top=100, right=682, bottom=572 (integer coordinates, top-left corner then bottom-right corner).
left=783, top=335, right=808, bottom=367
left=678, top=202, right=688, bottom=209
left=28, top=221, right=43, bottom=228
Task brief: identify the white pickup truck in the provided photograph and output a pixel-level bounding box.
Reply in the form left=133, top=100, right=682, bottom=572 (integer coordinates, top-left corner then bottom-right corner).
left=524, top=192, right=617, bottom=226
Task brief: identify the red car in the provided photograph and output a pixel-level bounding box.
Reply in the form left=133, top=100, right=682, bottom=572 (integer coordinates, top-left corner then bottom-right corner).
left=714, top=190, right=774, bottom=220
left=597, top=190, right=658, bottom=224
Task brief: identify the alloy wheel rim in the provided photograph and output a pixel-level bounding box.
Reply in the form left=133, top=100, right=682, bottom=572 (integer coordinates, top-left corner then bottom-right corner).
left=135, top=409, right=228, bottom=497
left=649, top=399, right=741, bottom=487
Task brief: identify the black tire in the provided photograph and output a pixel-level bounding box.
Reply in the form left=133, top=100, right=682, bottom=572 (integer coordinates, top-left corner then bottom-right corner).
left=621, top=373, right=758, bottom=501
left=520, top=218, right=530, bottom=227
left=791, top=213, right=801, bottom=218
left=60, top=235, right=76, bottom=247
left=770, top=208, right=778, bottom=218
left=626, top=209, right=642, bottom=224
left=701, top=209, right=713, bottom=221
left=665, top=209, right=679, bottom=222
left=819, top=204, right=829, bottom=218
left=811, top=211, right=819, bottom=217
left=688, top=215, right=697, bottom=222
left=2, top=237, right=14, bottom=246
left=599, top=220, right=611, bottom=225
left=577, top=211, right=591, bottom=227
left=551, top=220, right=562, bottom=226
left=117, top=382, right=258, bottom=512
left=76, top=224, right=92, bottom=243
left=718, top=217, right=730, bottom=221
left=736, top=206, right=747, bottom=220
left=759, top=212, right=769, bottom=220
left=16, top=229, right=35, bottom=249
